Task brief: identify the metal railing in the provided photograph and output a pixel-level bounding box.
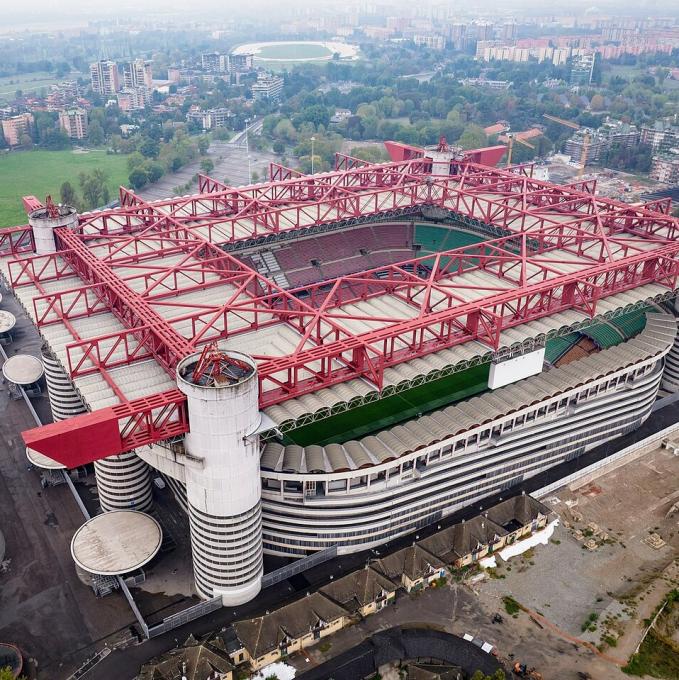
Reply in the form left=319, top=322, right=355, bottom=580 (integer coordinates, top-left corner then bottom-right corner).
left=145, top=595, right=223, bottom=638
left=261, top=545, right=338, bottom=589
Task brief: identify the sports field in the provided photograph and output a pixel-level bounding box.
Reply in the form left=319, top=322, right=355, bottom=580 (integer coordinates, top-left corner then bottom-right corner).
left=286, top=362, right=490, bottom=446
left=0, top=149, right=130, bottom=226
left=258, top=43, right=333, bottom=60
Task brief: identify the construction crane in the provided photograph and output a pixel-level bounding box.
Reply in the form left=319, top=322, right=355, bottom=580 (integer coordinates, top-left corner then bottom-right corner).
left=505, top=132, right=536, bottom=167
left=543, top=113, right=591, bottom=177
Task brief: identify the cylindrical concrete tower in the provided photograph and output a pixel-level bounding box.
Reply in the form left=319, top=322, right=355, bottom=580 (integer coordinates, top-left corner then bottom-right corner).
left=42, top=348, right=88, bottom=421
left=176, top=348, right=263, bottom=605
left=41, top=347, right=153, bottom=512
left=28, top=203, right=78, bottom=255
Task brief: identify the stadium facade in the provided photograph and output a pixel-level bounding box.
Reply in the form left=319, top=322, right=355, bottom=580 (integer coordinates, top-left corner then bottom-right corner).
left=2, top=148, right=679, bottom=604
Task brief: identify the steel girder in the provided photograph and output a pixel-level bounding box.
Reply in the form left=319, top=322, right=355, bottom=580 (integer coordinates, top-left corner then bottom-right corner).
left=8, top=159, right=679, bottom=463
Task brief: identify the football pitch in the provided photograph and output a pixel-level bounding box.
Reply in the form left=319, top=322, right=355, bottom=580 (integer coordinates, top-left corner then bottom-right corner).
left=286, top=362, right=490, bottom=446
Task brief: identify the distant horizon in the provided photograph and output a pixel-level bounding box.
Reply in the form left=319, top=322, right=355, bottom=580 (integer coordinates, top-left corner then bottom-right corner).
left=2, top=0, right=679, bottom=34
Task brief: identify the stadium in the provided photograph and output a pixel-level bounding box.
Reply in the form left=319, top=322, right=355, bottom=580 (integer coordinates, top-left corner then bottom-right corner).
left=2, top=141, right=679, bottom=605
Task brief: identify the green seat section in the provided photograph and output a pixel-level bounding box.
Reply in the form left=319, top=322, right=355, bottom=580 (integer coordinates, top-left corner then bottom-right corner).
left=609, top=308, right=651, bottom=339
left=580, top=323, right=624, bottom=349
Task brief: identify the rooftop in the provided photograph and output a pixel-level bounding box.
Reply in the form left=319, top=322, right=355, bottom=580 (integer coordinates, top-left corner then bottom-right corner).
left=1, top=353, right=44, bottom=385
left=233, top=592, right=347, bottom=659
left=1, top=154, right=678, bottom=466
left=70, top=510, right=163, bottom=575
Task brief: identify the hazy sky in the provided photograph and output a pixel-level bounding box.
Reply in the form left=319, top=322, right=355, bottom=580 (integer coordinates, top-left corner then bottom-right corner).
left=3, top=0, right=678, bottom=29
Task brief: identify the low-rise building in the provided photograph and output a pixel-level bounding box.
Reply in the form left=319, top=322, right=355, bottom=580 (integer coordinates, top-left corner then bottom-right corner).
left=419, top=515, right=507, bottom=568
left=319, top=565, right=397, bottom=617
left=373, top=544, right=446, bottom=592
left=330, top=108, right=352, bottom=125
left=1, top=112, right=34, bottom=147
left=485, top=495, right=550, bottom=540
left=139, top=634, right=234, bottom=680
left=460, top=78, right=512, bottom=90
left=186, top=106, right=233, bottom=130
left=418, top=495, right=552, bottom=568
left=59, top=108, right=88, bottom=140
left=225, top=495, right=552, bottom=673
left=231, top=593, right=347, bottom=670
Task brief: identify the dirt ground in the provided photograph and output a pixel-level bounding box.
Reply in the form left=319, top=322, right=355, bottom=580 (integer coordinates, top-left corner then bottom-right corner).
left=286, top=443, right=679, bottom=680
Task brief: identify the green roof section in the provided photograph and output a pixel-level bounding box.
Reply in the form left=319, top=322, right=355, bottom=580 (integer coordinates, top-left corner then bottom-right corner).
left=414, top=223, right=488, bottom=269
left=544, top=332, right=580, bottom=364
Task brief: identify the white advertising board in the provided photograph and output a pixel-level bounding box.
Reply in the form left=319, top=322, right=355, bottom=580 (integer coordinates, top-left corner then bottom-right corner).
left=488, top=347, right=545, bottom=390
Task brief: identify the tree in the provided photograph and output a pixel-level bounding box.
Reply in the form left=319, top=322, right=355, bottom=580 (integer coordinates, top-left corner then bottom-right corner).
left=272, top=140, right=285, bottom=154
left=470, top=670, right=505, bottom=680
left=128, top=168, right=149, bottom=190
left=79, top=169, right=110, bottom=209
left=457, top=124, right=487, bottom=150
left=273, top=118, right=297, bottom=143
left=0, top=666, right=27, bottom=680
left=590, top=94, right=605, bottom=111
left=87, top=120, right=105, bottom=147
left=200, top=158, right=214, bottom=174
left=197, top=136, right=210, bottom=155
left=60, top=181, right=77, bottom=206
left=138, top=136, right=160, bottom=159
left=127, top=152, right=146, bottom=172
left=41, top=128, right=71, bottom=150
left=145, top=162, right=164, bottom=183
left=349, top=146, right=389, bottom=163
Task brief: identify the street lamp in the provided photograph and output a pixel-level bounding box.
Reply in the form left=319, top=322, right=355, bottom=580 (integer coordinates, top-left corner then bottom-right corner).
left=310, top=136, right=316, bottom=175
left=245, top=118, right=252, bottom=184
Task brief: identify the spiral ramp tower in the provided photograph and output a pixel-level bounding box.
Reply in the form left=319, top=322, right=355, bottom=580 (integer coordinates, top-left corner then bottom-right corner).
left=661, top=298, right=679, bottom=392
left=176, top=347, right=263, bottom=605
left=41, top=347, right=153, bottom=512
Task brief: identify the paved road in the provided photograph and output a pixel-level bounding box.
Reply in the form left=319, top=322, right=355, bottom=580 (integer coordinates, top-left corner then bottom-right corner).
left=298, top=627, right=504, bottom=680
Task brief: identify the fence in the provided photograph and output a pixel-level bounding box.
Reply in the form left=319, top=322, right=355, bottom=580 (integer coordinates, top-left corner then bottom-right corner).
left=145, top=595, right=223, bottom=638
left=261, top=545, right=338, bottom=589
left=534, top=421, right=679, bottom=499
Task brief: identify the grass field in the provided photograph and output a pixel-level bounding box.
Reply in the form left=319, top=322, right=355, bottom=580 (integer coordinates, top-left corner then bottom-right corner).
left=0, top=71, right=64, bottom=103
left=0, top=149, right=130, bottom=226
left=604, top=64, right=642, bottom=83
left=285, top=363, right=490, bottom=446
